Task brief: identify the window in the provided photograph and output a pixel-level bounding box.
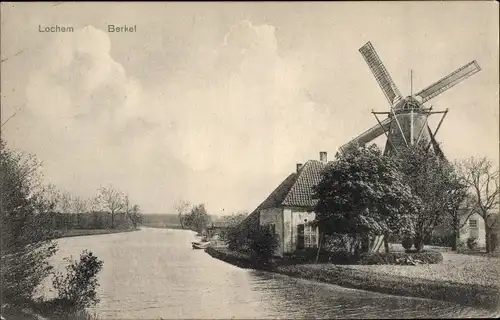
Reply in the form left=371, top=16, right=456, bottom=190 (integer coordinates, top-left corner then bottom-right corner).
left=267, top=223, right=276, bottom=235
left=469, top=219, right=478, bottom=228
left=304, top=225, right=317, bottom=248
left=469, top=219, right=478, bottom=239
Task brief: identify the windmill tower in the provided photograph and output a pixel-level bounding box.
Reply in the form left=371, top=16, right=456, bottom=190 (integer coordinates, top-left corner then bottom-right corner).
left=340, top=41, right=481, bottom=157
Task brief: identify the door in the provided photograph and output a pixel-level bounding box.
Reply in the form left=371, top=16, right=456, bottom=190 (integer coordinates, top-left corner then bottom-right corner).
left=297, top=224, right=305, bottom=250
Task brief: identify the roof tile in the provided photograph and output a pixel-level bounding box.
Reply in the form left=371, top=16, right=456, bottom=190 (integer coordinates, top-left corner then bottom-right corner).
left=282, top=160, right=327, bottom=208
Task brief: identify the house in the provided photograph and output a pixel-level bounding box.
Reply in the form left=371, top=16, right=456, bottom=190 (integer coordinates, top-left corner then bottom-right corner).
left=429, top=208, right=488, bottom=249
left=460, top=211, right=487, bottom=248
left=241, top=152, right=330, bottom=256
left=206, top=220, right=231, bottom=241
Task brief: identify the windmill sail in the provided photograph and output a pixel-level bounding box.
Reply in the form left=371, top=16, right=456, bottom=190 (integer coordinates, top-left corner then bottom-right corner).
left=359, top=42, right=403, bottom=106
left=414, top=61, right=481, bottom=103
left=339, top=117, right=391, bottom=151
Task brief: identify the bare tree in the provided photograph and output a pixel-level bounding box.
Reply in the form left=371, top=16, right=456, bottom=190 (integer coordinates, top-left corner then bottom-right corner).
left=59, top=191, right=73, bottom=213
left=123, top=195, right=142, bottom=229
left=457, top=157, right=500, bottom=253
left=88, top=195, right=101, bottom=213
left=72, top=196, right=89, bottom=214
left=42, top=183, right=61, bottom=212
left=174, top=199, right=191, bottom=229
left=96, top=185, right=125, bottom=229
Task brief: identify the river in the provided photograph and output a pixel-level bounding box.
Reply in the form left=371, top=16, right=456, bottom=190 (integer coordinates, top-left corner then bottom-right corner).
left=42, top=227, right=491, bottom=319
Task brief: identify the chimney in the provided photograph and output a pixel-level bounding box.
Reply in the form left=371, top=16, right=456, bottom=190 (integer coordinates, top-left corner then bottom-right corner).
left=296, top=163, right=303, bottom=172
left=320, top=151, right=327, bottom=163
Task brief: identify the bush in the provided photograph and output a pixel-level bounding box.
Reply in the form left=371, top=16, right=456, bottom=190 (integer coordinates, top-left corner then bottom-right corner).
left=49, top=250, right=104, bottom=312
left=428, top=234, right=454, bottom=247
left=357, top=251, right=443, bottom=265
left=401, top=237, right=413, bottom=251
left=284, top=248, right=330, bottom=264
left=457, top=240, right=467, bottom=253
left=327, top=250, right=360, bottom=264
left=248, top=226, right=279, bottom=267
left=467, top=237, right=478, bottom=250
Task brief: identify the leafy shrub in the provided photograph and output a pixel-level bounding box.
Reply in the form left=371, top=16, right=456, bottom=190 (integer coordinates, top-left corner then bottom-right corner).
left=466, top=237, right=478, bottom=250
left=357, top=251, right=443, bottom=265
left=401, top=237, right=413, bottom=251
left=428, top=234, right=454, bottom=247
left=284, top=248, right=330, bottom=264
left=50, top=250, right=104, bottom=312
left=248, top=226, right=279, bottom=267
left=457, top=240, right=467, bottom=253
left=413, top=236, right=424, bottom=251
left=226, top=225, right=247, bottom=251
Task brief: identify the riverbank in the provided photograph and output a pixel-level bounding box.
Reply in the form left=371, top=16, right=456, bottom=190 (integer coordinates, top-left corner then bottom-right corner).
left=1, top=300, right=98, bottom=320
left=54, top=228, right=139, bottom=239
left=205, top=247, right=500, bottom=311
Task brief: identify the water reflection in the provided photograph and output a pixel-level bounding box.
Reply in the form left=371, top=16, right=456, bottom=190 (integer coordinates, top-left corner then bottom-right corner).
left=42, top=228, right=490, bottom=319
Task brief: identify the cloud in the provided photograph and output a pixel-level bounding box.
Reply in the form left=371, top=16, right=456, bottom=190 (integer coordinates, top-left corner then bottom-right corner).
left=25, top=26, right=152, bottom=142
left=15, top=20, right=371, bottom=213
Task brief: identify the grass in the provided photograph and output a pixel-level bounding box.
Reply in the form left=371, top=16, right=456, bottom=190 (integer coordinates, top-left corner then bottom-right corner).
left=205, top=247, right=500, bottom=310
left=346, top=252, right=499, bottom=286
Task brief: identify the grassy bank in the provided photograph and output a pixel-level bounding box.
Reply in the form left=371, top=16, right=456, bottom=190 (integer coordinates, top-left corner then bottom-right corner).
left=1, top=300, right=99, bottom=320
left=205, top=247, right=500, bottom=310
left=54, top=228, right=139, bottom=239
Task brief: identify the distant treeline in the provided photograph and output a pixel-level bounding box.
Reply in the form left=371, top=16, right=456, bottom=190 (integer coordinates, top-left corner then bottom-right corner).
left=50, top=211, right=135, bottom=231
left=142, top=212, right=224, bottom=230
left=142, top=213, right=184, bottom=228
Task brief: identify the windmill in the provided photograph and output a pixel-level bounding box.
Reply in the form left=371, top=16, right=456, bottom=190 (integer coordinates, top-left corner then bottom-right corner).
left=340, top=41, right=481, bottom=158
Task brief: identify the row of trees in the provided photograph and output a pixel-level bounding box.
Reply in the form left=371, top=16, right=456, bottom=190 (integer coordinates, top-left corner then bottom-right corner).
left=313, top=141, right=499, bottom=254
left=43, top=184, right=143, bottom=230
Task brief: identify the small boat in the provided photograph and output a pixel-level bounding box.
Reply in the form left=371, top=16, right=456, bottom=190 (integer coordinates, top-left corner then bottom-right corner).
left=192, top=241, right=211, bottom=249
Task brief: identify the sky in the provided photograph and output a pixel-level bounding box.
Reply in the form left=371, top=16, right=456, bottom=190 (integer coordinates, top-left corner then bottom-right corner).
left=1, top=2, right=498, bottom=215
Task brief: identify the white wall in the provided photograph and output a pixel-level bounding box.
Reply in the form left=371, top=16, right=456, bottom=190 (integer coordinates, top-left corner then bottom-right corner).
left=283, top=208, right=292, bottom=253
left=259, top=207, right=284, bottom=255
left=259, top=207, right=320, bottom=255
left=460, top=212, right=486, bottom=248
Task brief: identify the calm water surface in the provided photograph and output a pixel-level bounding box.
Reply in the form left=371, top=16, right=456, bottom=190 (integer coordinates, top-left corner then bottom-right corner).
left=43, top=228, right=491, bottom=319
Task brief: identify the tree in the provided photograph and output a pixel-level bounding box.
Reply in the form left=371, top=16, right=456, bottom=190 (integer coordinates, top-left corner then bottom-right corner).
left=394, top=141, right=469, bottom=251
left=173, top=199, right=191, bottom=229
left=218, top=212, right=248, bottom=228
left=88, top=195, right=101, bottom=213
left=58, top=191, right=73, bottom=214
left=0, top=140, right=58, bottom=305
left=183, top=203, right=211, bottom=233
left=456, top=157, right=500, bottom=253
left=444, top=192, right=476, bottom=251
left=124, top=195, right=143, bottom=229
left=72, top=196, right=88, bottom=214
left=96, top=185, right=125, bottom=229
left=217, top=212, right=248, bottom=244
left=313, top=144, right=421, bottom=254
